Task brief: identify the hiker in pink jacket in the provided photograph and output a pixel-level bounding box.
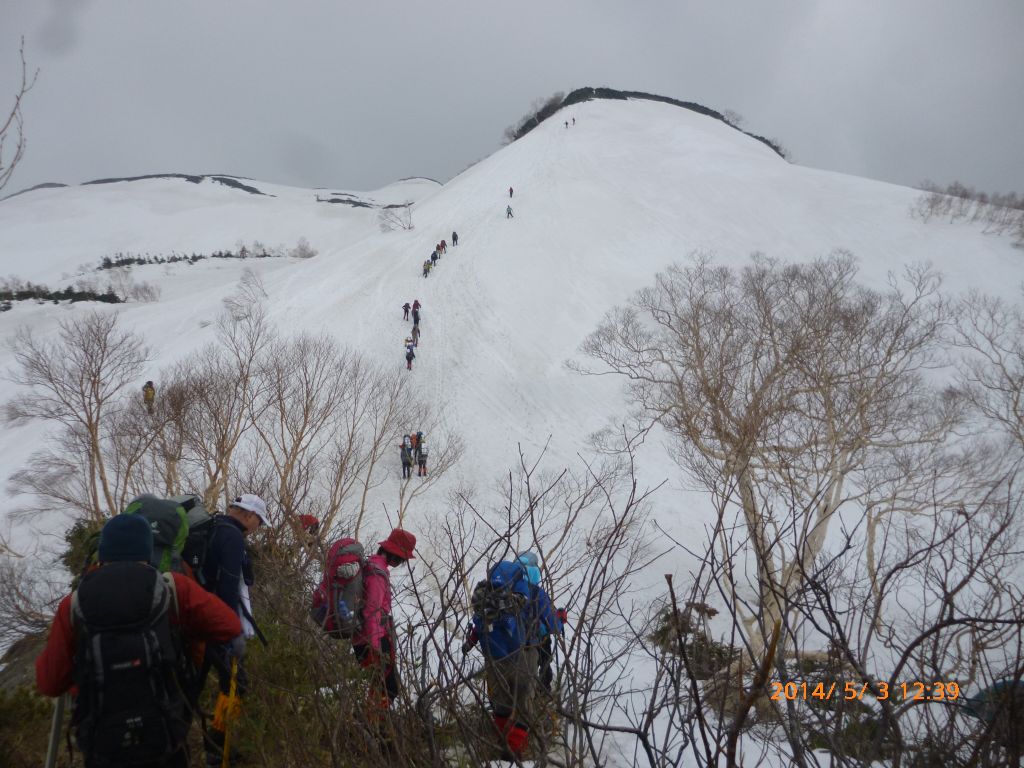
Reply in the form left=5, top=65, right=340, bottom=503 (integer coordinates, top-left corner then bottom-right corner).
left=352, top=528, right=417, bottom=713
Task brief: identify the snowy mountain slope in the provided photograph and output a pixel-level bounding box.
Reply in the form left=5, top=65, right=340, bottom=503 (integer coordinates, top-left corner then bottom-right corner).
left=1, top=97, right=1020, bottom=566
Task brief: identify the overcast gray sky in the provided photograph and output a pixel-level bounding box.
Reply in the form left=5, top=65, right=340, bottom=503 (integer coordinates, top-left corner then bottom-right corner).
left=2, top=1, right=1022, bottom=195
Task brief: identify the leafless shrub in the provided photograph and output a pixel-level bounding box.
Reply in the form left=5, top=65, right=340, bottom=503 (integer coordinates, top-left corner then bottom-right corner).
left=378, top=202, right=414, bottom=232
left=290, top=236, right=318, bottom=259
left=910, top=181, right=1024, bottom=247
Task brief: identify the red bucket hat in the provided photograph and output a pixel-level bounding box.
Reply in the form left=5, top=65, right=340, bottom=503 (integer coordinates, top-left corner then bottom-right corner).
left=379, top=528, right=416, bottom=560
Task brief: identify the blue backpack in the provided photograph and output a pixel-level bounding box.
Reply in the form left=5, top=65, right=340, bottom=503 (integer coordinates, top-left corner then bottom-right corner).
left=471, top=561, right=535, bottom=659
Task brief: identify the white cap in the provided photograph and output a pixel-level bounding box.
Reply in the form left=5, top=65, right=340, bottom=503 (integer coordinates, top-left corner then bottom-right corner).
left=230, top=493, right=270, bottom=526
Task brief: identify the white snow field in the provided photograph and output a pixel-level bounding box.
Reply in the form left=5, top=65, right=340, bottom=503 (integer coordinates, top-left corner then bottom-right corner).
left=0, top=97, right=1021, bottom=764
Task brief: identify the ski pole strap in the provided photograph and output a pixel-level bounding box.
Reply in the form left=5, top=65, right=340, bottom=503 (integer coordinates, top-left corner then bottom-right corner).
left=240, top=601, right=269, bottom=647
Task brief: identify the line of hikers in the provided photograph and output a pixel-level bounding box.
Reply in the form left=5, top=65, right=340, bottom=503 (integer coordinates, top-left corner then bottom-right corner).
left=36, top=492, right=564, bottom=764
left=423, top=231, right=458, bottom=278
left=400, top=430, right=429, bottom=477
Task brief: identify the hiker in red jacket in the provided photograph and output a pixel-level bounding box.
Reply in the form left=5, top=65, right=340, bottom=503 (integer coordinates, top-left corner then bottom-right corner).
left=35, top=515, right=241, bottom=768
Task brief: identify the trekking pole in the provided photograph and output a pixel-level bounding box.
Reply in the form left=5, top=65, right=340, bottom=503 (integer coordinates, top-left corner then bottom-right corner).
left=44, top=693, right=66, bottom=768
left=221, top=658, right=239, bottom=768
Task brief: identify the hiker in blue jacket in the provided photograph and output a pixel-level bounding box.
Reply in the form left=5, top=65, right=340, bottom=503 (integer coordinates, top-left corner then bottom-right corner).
left=196, top=494, right=269, bottom=767
left=462, top=560, right=558, bottom=759
left=517, top=551, right=564, bottom=691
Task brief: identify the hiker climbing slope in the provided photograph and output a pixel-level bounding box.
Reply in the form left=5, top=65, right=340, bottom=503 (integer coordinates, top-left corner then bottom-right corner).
left=463, top=560, right=558, bottom=760
left=35, top=514, right=241, bottom=768
left=352, top=530, right=417, bottom=720
left=195, top=494, right=270, bottom=767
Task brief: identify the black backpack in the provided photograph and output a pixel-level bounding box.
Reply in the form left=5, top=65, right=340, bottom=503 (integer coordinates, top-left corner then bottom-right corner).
left=176, top=495, right=218, bottom=585
left=70, top=561, right=189, bottom=766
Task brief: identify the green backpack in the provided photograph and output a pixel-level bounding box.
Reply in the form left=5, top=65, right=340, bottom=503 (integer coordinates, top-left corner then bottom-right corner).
left=122, top=495, right=190, bottom=573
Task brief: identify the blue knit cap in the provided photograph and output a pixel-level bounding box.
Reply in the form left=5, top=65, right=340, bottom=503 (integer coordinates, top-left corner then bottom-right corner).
left=98, top=514, right=153, bottom=563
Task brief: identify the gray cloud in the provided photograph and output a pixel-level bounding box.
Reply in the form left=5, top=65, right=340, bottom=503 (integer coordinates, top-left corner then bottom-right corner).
left=1, top=1, right=1021, bottom=195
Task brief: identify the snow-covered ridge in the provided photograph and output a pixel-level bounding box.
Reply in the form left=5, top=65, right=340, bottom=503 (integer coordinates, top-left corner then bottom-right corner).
left=0, top=97, right=1019, bottom=553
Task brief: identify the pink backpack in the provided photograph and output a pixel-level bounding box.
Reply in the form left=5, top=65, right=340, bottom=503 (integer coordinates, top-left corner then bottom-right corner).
left=311, top=538, right=365, bottom=638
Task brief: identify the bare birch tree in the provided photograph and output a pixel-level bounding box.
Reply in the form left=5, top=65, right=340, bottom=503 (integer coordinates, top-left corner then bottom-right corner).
left=5, top=312, right=149, bottom=521
left=575, top=252, right=956, bottom=656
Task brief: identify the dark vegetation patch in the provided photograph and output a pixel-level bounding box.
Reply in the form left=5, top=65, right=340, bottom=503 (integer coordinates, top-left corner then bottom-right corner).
left=509, top=86, right=788, bottom=160
left=209, top=176, right=269, bottom=195
left=1, top=182, right=68, bottom=201
left=82, top=173, right=273, bottom=196
left=98, top=246, right=282, bottom=270
left=315, top=192, right=375, bottom=207
left=0, top=281, right=122, bottom=309
left=321, top=197, right=374, bottom=207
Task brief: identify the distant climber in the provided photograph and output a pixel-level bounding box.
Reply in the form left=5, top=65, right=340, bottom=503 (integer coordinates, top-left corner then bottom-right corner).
left=440, top=239, right=447, bottom=253
left=509, top=186, right=513, bottom=198
left=506, top=205, right=514, bottom=219
left=416, top=438, right=428, bottom=476
left=142, top=381, right=156, bottom=414
left=402, top=302, right=411, bottom=321
left=564, top=121, right=568, bottom=129
left=572, top=117, right=575, bottom=126
left=405, top=346, right=416, bottom=371
left=423, top=260, right=432, bottom=278
left=400, top=439, right=414, bottom=479
left=413, top=299, right=421, bottom=312
left=431, top=250, right=438, bottom=266
left=411, top=325, right=421, bottom=347
left=451, top=231, right=458, bottom=247
left=412, top=307, right=421, bottom=326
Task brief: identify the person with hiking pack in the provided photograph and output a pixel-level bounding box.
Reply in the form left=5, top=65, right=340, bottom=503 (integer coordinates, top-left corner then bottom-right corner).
left=440, top=239, right=447, bottom=253
left=402, top=302, right=411, bottom=321
left=411, top=324, right=421, bottom=347
left=506, top=205, right=514, bottom=219
left=509, top=186, right=514, bottom=198
left=416, top=437, right=428, bottom=476
left=400, top=437, right=414, bottom=478
left=354, top=529, right=417, bottom=716
left=451, top=230, right=458, bottom=247
left=462, top=560, right=559, bottom=760
left=194, top=494, right=270, bottom=767
left=412, top=299, right=421, bottom=312
left=143, top=380, right=156, bottom=414
left=431, top=249, right=439, bottom=266
left=423, top=260, right=432, bottom=278
left=517, top=551, right=565, bottom=691
left=406, top=346, right=416, bottom=370
left=35, top=514, right=241, bottom=768
left=412, top=306, right=421, bottom=327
